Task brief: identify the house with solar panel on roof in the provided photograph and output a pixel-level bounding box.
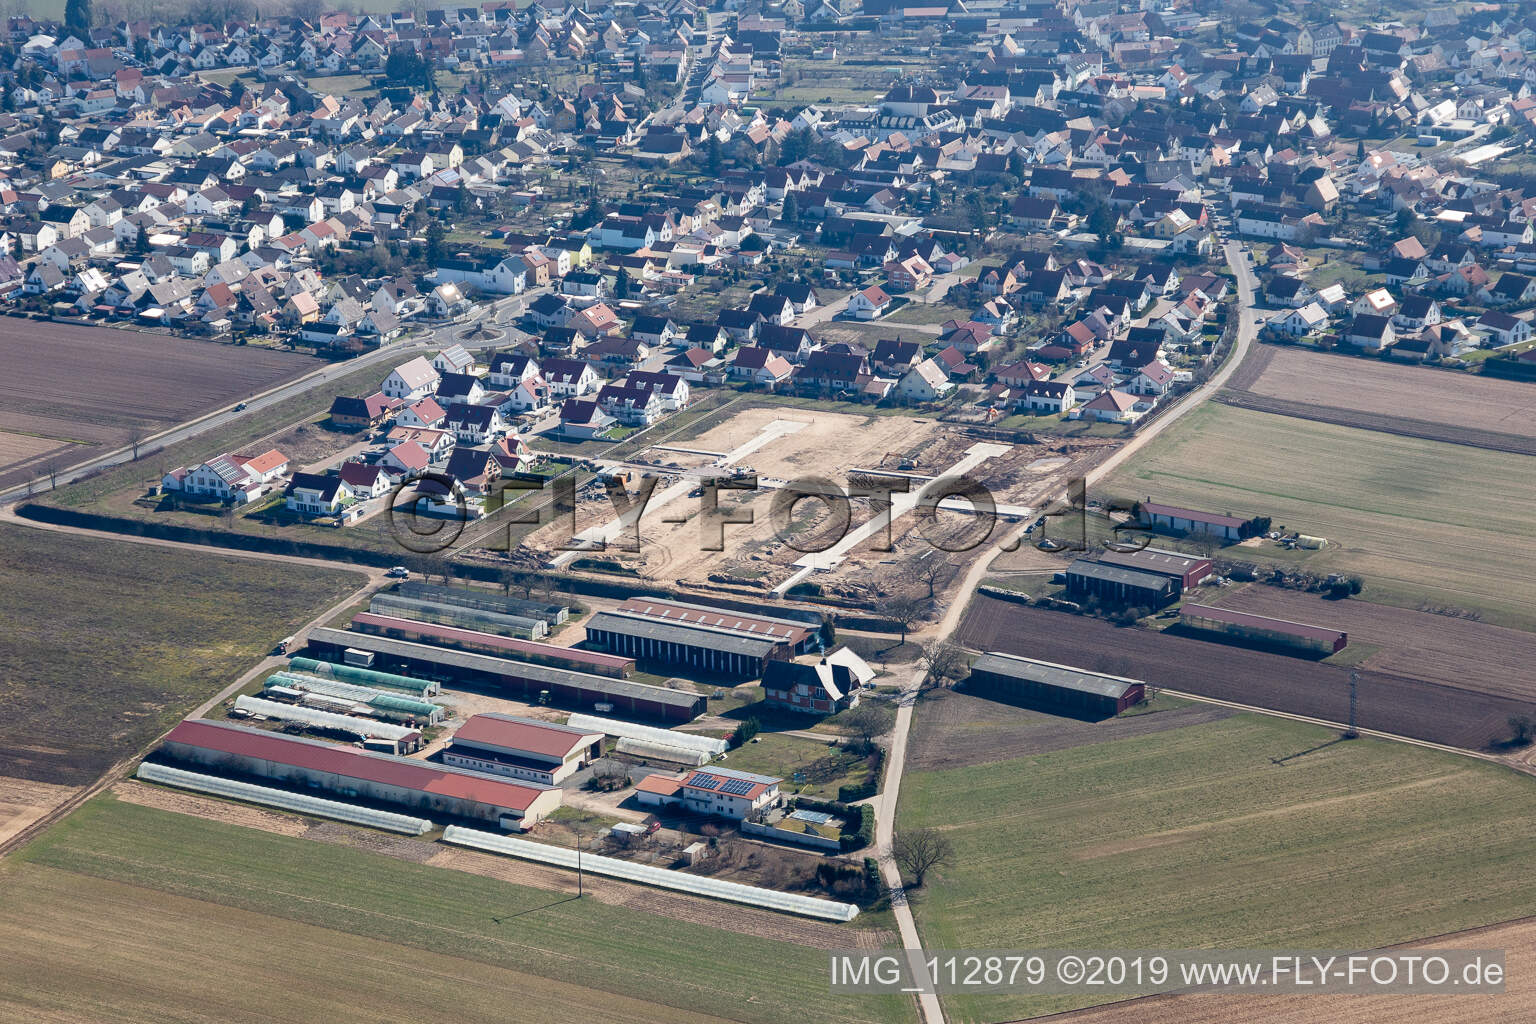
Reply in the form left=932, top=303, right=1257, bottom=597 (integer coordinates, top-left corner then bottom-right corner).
left=634, top=766, right=783, bottom=821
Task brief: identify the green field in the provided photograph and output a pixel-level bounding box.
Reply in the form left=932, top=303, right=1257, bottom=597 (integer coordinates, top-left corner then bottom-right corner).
left=900, top=713, right=1536, bottom=1022
left=0, top=524, right=363, bottom=785
left=12, top=797, right=913, bottom=1024
left=1102, top=403, right=1536, bottom=629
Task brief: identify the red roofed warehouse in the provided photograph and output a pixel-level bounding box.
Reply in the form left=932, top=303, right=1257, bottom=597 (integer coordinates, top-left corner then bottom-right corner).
left=158, top=719, right=563, bottom=830
left=443, top=713, right=605, bottom=785
left=1137, top=501, right=1248, bottom=543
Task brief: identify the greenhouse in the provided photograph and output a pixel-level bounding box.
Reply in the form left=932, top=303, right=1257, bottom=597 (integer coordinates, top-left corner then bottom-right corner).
left=442, top=826, right=858, bottom=921
left=288, top=656, right=441, bottom=696
left=265, top=672, right=444, bottom=724
left=370, top=592, right=549, bottom=641
left=136, top=762, right=433, bottom=835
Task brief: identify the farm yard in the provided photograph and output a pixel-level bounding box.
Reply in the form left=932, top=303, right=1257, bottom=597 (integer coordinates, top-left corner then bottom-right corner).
left=0, top=522, right=364, bottom=787
left=9, top=797, right=914, bottom=1024
left=1210, top=584, right=1536, bottom=703
left=1222, top=345, right=1536, bottom=454
left=899, top=709, right=1536, bottom=1024
left=1100, top=403, right=1536, bottom=631
left=955, top=595, right=1536, bottom=751
left=0, top=321, right=314, bottom=491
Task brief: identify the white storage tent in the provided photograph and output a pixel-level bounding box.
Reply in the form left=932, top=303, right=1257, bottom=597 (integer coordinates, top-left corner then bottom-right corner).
left=613, top=738, right=710, bottom=766
left=442, top=826, right=858, bottom=921
left=136, top=762, right=432, bottom=835
left=233, top=696, right=416, bottom=741
left=566, top=713, right=727, bottom=758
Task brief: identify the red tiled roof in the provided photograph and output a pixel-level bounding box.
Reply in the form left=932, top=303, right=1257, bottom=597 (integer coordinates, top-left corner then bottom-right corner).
left=451, top=713, right=600, bottom=759
left=163, top=719, right=549, bottom=811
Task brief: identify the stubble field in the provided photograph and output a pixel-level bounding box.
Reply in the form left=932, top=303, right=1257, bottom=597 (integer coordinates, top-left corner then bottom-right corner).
left=899, top=710, right=1536, bottom=1024
left=9, top=797, right=914, bottom=1024
left=1100, top=403, right=1536, bottom=630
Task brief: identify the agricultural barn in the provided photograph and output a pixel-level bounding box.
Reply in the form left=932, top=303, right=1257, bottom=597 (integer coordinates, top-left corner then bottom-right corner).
left=1179, top=603, right=1348, bottom=657
left=394, top=581, right=570, bottom=626
left=584, top=610, right=793, bottom=678
left=350, top=611, right=634, bottom=677
left=1094, top=547, right=1212, bottom=594
left=615, top=598, right=819, bottom=653
left=634, top=766, right=783, bottom=821
left=371, top=591, right=550, bottom=641
left=1137, top=502, right=1245, bottom=542
left=443, top=714, right=604, bottom=785
left=158, top=719, right=563, bottom=830
left=966, top=652, right=1147, bottom=718
left=306, top=628, right=704, bottom=721
left=761, top=658, right=861, bottom=715
left=1065, top=559, right=1179, bottom=608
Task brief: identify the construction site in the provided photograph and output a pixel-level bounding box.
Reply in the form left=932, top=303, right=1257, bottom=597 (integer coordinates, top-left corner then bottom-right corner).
left=513, top=406, right=1120, bottom=610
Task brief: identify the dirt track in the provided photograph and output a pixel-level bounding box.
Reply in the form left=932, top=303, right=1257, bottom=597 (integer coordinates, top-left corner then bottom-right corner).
left=956, top=596, right=1536, bottom=751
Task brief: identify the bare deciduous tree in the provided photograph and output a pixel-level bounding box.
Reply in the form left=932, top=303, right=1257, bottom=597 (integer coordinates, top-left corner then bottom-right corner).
left=920, top=640, right=969, bottom=692
left=838, top=701, right=893, bottom=749
left=886, top=593, right=924, bottom=646
left=893, top=827, right=953, bottom=888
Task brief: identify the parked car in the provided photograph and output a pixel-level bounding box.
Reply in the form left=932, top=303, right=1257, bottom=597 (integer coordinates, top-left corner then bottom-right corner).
left=386, top=566, right=410, bottom=578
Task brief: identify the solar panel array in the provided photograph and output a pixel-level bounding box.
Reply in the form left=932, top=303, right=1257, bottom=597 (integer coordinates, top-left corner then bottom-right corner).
left=719, top=778, right=756, bottom=796
left=686, top=771, right=722, bottom=791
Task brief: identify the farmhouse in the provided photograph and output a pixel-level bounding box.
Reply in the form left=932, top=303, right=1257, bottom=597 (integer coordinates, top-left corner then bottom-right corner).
left=1179, top=603, right=1348, bottom=657
left=443, top=713, right=605, bottom=785
left=157, top=719, right=563, bottom=830
left=965, top=652, right=1146, bottom=718
left=761, top=658, right=861, bottom=715
left=634, top=766, right=783, bottom=821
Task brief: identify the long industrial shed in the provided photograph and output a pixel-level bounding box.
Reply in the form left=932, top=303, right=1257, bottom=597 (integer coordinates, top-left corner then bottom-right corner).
left=156, top=719, right=562, bottom=830
left=305, top=627, right=705, bottom=721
